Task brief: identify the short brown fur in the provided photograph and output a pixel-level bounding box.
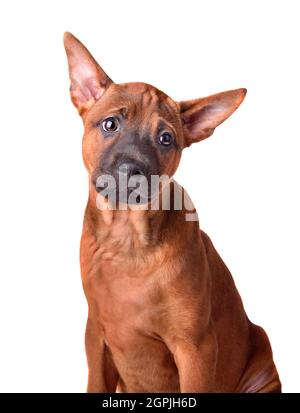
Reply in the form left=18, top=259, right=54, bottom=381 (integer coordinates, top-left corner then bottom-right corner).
left=64, top=32, right=281, bottom=393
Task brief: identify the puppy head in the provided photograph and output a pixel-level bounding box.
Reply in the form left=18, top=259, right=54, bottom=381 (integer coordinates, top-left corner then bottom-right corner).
left=64, top=32, right=246, bottom=202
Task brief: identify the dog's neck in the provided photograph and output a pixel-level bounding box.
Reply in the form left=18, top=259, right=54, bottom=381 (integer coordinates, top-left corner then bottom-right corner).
left=84, top=183, right=175, bottom=254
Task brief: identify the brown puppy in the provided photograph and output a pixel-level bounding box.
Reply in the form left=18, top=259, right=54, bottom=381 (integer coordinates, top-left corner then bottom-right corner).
left=64, top=32, right=281, bottom=393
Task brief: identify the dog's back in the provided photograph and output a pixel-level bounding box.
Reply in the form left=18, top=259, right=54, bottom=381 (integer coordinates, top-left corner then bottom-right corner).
left=201, top=230, right=281, bottom=392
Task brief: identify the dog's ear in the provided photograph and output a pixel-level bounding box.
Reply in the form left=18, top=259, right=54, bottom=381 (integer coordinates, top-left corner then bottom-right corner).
left=178, top=88, right=246, bottom=147
left=63, top=32, right=113, bottom=116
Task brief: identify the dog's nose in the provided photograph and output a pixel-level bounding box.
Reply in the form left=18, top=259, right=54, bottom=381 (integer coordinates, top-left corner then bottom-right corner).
left=118, top=162, right=146, bottom=178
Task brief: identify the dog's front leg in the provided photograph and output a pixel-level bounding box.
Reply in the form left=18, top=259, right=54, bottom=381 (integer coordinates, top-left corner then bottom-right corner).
left=85, top=317, right=119, bottom=393
left=171, top=328, right=218, bottom=393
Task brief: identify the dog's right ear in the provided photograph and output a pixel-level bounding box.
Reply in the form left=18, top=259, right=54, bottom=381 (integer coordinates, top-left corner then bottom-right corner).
left=63, top=32, right=113, bottom=116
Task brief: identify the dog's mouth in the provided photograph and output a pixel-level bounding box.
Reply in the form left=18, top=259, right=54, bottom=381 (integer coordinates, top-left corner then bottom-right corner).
left=94, top=173, right=155, bottom=206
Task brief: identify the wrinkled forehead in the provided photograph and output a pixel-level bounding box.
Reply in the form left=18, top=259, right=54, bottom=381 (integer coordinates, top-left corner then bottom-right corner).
left=87, top=82, right=182, bottom=134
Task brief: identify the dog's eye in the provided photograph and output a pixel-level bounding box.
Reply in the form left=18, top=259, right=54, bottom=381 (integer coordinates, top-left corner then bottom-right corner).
left=102, top=117, right=120, bottom=132
left=158, top=132, right=173, bottom=146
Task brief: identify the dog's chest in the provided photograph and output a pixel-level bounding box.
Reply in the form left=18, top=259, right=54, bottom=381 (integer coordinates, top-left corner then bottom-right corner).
left=90, top=271, right=180, bottom=392
left=91, top=267, right=161, bottom=334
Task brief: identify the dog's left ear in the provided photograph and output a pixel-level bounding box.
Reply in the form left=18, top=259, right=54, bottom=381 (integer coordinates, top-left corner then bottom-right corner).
left=178, top=88, right=247, bottom=147
left=63, top=32, right=113, bottom=116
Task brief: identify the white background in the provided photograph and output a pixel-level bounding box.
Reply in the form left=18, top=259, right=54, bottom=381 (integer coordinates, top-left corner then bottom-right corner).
left=0, top=0, right=299, bottom=393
